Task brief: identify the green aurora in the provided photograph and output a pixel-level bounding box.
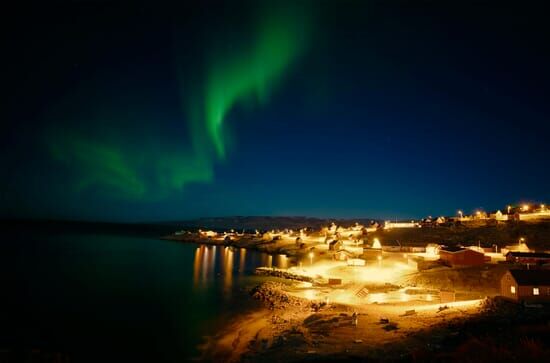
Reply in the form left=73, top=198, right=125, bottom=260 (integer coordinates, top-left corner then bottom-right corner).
left=202, top=8, right=310, bottom=158
left=46, top=5, right=311, bottom=200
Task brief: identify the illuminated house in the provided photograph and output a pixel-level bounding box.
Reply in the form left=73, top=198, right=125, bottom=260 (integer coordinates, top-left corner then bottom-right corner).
left=365, top=221, right=380, bottom=232
left=334, top=249, right=354, bottom=261
left=500, top=270, right=550, bottom=303
left=384, top=221, right=418, bottom=229
left=489, top=210, right=508, bottom=221
left=473, top=211, right=488, bottom=220
left=501, top=242, right=531, bottom=255
left=439, top=247, right=485, bottom=267
left=425, top=243, right=441, bottom=256
left=199, top=230, right=218, bottom=238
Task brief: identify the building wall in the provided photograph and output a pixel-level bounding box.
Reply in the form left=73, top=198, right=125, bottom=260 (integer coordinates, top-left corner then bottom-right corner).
left=440, top=250, right=485, bottom=266
left=500, top=271, right=550, bottom=302
left=506, top=255, right=550, bottom=265
left=500, top=272, right=519, bottom=301
left=517, top=285, right=550, bottom=302
left=382, top=246, right=402, bottom=252
left=518, top=257, right=550, bottom=264
left=384, top=221, right=418, bottom=229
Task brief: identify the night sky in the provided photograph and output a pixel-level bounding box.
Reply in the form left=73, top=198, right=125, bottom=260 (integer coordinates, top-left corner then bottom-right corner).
left=3, top=1, right=550, bottom=222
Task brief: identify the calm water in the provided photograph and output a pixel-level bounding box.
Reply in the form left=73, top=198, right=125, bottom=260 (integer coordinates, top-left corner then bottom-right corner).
left=0, top=229, right=288, bottom=362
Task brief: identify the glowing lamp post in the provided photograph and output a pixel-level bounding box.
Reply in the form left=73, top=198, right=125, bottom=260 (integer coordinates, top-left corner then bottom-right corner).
left=308, top=251, right=314, bottom=265
left=519, top=237, right=525, bottom=247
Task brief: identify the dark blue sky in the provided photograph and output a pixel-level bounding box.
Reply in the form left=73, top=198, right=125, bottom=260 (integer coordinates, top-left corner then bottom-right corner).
left=2, top=1, right=549, bottom=222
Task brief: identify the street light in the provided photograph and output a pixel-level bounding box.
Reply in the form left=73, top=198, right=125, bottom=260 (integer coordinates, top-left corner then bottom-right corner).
left=519, top=237, right=525, bottom=247
left=458, top=210, right=463, bottom=218
left=308, top=251, right=314, bottom=265
left=377, top=255, right=382, bottom=267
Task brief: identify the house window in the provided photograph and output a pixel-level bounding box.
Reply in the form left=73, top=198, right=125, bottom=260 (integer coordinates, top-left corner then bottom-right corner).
left=533, top=287, right=540, bottom=295
left=510, top=286, right=516, bottom=294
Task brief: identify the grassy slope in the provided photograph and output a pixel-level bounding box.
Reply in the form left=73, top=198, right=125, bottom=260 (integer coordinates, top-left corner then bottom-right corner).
left=368, top=221, right=550, bottom=250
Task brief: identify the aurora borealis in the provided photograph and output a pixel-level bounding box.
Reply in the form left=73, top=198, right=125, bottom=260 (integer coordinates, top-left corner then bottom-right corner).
left=3, top=1, right=550, bottom=221
left=200, top=5, right=310, bottom=159
left=41, top=3, right=310, bottom=202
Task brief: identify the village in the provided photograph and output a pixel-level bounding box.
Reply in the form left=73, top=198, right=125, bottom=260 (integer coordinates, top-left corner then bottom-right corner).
left=169, top=202, right=550, bottom=304
left=168, top=203, right=550, bottom=361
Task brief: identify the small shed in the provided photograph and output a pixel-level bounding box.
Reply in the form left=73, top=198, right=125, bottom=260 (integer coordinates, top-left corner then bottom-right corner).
left=381, top=240, right=401, bottom=252
left=500, top=269, right=550, bottom=303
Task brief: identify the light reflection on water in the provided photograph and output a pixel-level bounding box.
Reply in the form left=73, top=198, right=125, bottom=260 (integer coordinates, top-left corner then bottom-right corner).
left=193, top=245, right=290, bottom=289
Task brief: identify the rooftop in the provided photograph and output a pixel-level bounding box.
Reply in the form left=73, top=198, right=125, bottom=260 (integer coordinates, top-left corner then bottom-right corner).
left=508, top=269, right=550, bottom=285
left=440, top=246, right=469, bottom=253
left=506, top=252, right=550, bottom=258
left=440, top=246, right=485, bottom=255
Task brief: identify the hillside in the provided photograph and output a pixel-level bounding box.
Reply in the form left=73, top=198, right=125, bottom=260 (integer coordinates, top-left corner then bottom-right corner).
left=369, top=221, right=550, bottom=250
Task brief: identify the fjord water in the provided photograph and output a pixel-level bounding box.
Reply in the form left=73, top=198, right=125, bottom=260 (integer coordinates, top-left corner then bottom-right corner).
left=0, top=228, right=285, bottom=362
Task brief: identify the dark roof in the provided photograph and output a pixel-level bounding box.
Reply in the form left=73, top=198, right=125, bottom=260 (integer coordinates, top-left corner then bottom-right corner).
left=384, top=239, right=401, bottom=246
left=508, top=270, right=550, bottom=285
left=506, top=252, right=550, bottom=258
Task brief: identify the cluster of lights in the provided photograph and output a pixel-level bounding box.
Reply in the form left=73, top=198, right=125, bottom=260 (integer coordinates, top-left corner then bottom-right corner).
left=455, top=202, right=548, bottom=219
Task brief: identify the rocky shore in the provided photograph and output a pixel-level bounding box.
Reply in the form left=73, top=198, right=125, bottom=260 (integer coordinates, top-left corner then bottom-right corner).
left=199, top=280, right=503, bottom=363
left=254, top=268, right=315, bottom=283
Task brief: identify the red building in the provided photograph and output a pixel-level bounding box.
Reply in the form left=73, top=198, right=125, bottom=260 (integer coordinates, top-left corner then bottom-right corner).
left=501, top=269, right=550, bottom=303
left=506, top=252, right=550, bottom=265
left=439, top=247, right=485, bottom=267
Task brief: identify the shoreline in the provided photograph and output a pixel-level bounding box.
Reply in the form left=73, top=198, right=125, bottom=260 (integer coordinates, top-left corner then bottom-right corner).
left=198, top=281, right=490, bottom=362
left=200, top=281, right=550, bottom=362
left=164, top=229, right=550, bottom=361
left=161, top=234, right=306, bottom=258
